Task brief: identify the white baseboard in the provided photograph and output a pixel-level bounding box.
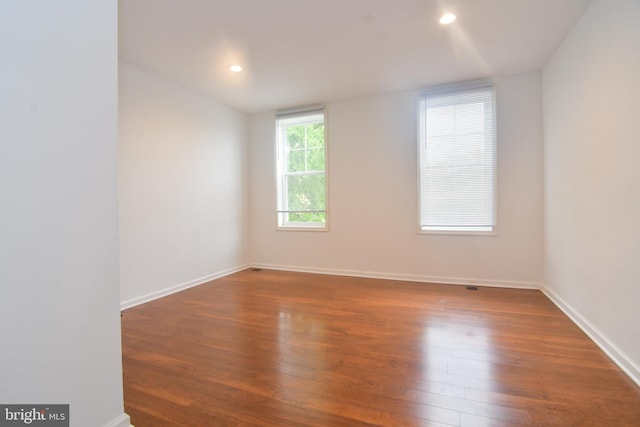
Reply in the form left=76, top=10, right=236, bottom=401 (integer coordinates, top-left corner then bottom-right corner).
left=103, top=413, right=132, bottom=427
left=542, top=285, right=640, bottom=388
left=250, top=262, right=542, bottom=290
left=120, top=264, right=250, bottom=310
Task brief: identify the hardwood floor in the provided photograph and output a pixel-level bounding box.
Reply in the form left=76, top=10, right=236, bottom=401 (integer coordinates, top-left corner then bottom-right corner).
left=122, top=269, right=640, bottom=426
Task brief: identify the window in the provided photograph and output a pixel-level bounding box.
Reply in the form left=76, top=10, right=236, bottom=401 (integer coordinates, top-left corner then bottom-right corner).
left=418, top=82, right=496, bottom=234
left=276, top=108, right=327, bottom=229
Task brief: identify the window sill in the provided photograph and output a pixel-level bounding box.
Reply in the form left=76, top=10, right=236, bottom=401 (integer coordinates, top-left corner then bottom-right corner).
left=277, top=225, right=329, bottom=232
left=418, top=229, right=497, bottom=237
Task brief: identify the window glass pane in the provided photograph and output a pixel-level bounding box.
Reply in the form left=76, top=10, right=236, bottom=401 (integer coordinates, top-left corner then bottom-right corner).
left=286, top=125, right=304, bottom=149
left=286, top=174, right=325, bottom=211
left=287, top=149, right=305, bottom=173
left=307, top=147, right=325, bottom=171
left=285, top=122, right=325, bottom=172
left=306, top=122, right=325, bottom=148
left=288, top=211, right=326, bottom=223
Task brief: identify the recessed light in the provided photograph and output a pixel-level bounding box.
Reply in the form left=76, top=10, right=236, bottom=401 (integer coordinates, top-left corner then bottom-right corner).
left=439, top=13, right=456, bottom=25
left=229, top=65, right=243, bottom=73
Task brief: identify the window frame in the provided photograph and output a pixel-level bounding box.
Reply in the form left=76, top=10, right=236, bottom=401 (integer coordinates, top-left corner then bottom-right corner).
left=417, top=80, right=497, bottom=236
left=275, top=107, right=329, bottom=231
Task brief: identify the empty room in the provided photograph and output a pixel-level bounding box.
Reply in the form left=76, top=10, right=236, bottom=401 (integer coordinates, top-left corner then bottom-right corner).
left=2, top=0, right=639, bottom=426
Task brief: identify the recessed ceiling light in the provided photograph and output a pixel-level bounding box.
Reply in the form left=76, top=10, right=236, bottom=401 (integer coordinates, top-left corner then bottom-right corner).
left=229, top=65, right=243, bottom=73
left=439, top=13, right=456, bottom=25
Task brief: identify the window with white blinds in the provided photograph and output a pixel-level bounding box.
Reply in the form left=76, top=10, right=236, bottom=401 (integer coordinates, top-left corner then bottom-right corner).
left=418, top=82, right=496, bottom=233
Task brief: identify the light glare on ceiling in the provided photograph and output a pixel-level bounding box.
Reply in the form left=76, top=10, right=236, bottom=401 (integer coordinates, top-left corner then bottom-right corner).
left=229, top=65, right=243, bottom=72
left=439, top=13, right=456, bottom=25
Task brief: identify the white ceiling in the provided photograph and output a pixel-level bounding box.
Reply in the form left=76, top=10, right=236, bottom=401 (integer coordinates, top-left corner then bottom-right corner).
left=119, top=0, right=591, bottom=114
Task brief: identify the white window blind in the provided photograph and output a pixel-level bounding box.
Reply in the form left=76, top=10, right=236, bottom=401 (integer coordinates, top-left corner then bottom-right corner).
left=418, top=83, right=496, bottom=233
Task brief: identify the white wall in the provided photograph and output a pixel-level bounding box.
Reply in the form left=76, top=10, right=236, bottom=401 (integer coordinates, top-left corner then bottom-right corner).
left=543, top=0, right=640, bottom=383
left=119, top=63, right=249, bottom=307
left=250, top=71, right=544, bottom=287
left=0, top=2, right=129, bottom=427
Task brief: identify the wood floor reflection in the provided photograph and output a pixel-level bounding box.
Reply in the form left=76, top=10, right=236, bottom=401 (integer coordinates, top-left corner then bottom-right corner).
left=122, top=269, right=640, bottom=426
